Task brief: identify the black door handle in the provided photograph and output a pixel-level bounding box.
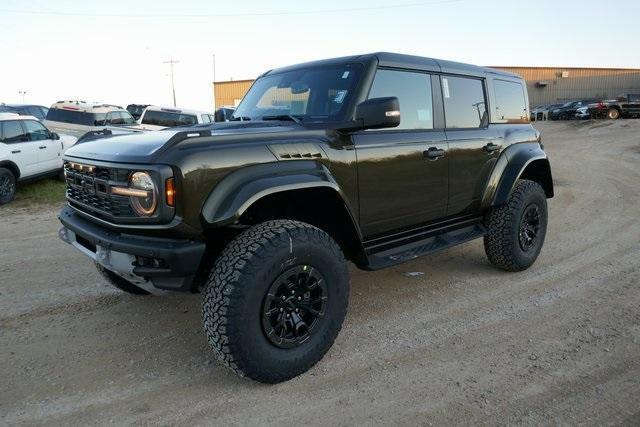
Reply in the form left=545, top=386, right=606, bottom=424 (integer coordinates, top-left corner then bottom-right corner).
left=424, top=147, right=445, bottom=159
left=39, top=146, right=47, bottom=149
left=483, top=142, right=501, bottom=153
left=11, top=150, right=21, bottom=154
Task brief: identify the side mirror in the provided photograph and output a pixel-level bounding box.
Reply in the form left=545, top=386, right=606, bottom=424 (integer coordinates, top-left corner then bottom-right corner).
left=51, top=132, right=60, bottom=140
left=354, top=97, right=400, bottom=130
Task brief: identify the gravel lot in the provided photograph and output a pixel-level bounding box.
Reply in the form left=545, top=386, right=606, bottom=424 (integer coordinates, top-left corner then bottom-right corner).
left=1, top=120, right=639, bottom=425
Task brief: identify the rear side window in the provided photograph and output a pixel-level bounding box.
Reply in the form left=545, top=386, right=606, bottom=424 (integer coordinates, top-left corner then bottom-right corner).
left=0, top=121, right=27, bottom=143
left=141, top=110, right=198, bottom=127
left=442, top=76, right=487, bottom=129
left=493, top=79, right=527, bottom=123
left=27, top=106, right=45, bottom=120
left=46, top=108, right=98, bottom=126
left=23, top=120, right=50, bottom=141
left=368, top=69, right=433, bottom=130
left=629, top=94, right=640, bottom=102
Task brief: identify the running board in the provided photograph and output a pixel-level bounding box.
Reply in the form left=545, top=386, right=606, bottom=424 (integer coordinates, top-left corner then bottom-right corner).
left=364, top=221, right=486, bottom=270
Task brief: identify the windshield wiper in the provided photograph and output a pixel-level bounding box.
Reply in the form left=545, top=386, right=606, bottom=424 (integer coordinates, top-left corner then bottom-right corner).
left=262, top=114, right=303, bottom=125
left=230, top=116, right=252, bottom=121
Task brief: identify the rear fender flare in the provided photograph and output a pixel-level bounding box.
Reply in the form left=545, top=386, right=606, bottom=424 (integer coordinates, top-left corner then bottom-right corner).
left=481, top=142, right=553, bottom=209
left=0, top=160, right=21, bottom=179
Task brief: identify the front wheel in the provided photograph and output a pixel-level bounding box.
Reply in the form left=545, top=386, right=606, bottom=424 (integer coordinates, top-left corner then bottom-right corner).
left=0, top=168, right=16, bottom=205
left=202, top=220, right=349, bottom=383
left=484, top=180, right=548, bottom=272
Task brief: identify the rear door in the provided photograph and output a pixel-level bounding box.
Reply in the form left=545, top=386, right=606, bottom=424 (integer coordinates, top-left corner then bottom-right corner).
left=354, top=68, right=448, bottom=237
left=442, top=75, right=501, bottom=216
left=23, top=119, right=61, bottom=173
left=0, top=120, right=40, bottom=177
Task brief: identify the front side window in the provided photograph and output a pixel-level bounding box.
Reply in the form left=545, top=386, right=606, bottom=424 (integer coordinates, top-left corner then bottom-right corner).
left=368, top=69, right=433, bottom=130
left=27, top=106, right=45, bottom=120
left=0, top=121, right=27, bottom=143
left=201, top=114, right=211, bottom=123
left=107, top=111, right=136, bottom=125
left=23, top=120, right=50, bottom=141
left=493, top=79, right=527, bottom=123
left=442, top=76, right=487, bottom=129
left=233, top=64, right=362, bottom=122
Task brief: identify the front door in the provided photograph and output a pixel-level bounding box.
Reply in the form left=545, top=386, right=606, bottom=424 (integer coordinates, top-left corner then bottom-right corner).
left=23, top=119, right=61, bottom=173
left=354, top=68, right=448, bottom=238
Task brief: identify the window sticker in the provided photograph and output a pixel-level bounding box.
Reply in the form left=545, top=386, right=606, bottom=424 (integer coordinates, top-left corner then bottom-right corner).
left=442, top=78, right=450, bottom=98
left=341, top=71, right=350, bottom=79
left=334, top=90, right=347, bottom=103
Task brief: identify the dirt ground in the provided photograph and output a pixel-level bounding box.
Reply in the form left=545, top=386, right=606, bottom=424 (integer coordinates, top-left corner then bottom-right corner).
left=1, top=120, right=639, bottom=426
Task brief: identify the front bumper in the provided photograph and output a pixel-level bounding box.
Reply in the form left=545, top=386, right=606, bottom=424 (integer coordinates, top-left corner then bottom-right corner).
left=58, top=205, right=206, bottom=293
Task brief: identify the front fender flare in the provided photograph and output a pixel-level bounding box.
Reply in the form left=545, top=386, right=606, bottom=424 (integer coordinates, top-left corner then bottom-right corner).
left=201, top=160, right=353, bottom=227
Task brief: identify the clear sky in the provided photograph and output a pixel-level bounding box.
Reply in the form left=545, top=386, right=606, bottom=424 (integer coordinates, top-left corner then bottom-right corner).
left=1, top=0, right=639, bottom=111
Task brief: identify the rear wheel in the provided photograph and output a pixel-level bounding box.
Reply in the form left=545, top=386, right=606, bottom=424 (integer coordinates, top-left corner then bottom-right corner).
left=484, top=180, right=548, bottom=272
left=0, top=168, right=16, bottom=205
left=202, top=219, right=349, bottom=383
left=96, top=263, right=150, bottom=295
left=607, top=108, right=620, bottom=120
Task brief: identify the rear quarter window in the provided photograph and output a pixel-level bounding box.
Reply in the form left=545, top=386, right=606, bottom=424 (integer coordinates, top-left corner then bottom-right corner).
left=46, top=108, right=100, bottom=126
left=492, top=79, right=528, bottom=123
left=141, top=110, right=197, bottom=127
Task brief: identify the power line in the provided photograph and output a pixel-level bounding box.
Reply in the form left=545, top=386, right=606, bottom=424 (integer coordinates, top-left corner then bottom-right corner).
left=0, top=0, right=466, bottom=19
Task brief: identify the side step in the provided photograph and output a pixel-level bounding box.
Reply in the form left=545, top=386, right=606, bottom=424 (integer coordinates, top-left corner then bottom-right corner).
left=364, top=221, right=486, bottom=270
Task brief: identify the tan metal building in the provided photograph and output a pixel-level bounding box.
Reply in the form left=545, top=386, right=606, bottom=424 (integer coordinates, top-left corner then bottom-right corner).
left=213, top=67, right=640, bottom=109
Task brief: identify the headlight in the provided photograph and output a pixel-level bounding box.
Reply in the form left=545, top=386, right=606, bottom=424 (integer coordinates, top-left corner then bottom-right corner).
left=129, top=171, right=157, bottom=216
left=112, top=171, right=157, bottom=216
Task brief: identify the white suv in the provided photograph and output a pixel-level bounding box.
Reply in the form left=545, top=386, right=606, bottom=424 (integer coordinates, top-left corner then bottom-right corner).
left=0, top=113, right=77, bottom=204
left=138, top=106, right=215, bottom=130
left=44, top=101, right=144, bottom=138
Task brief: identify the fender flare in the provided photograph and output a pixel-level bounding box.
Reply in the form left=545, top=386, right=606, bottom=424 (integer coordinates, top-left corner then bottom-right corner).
left=481, top=142, right=553, bottom=209
left=201, top=160, right=358, bottom=230
left=0, top=160, right=21, bottom=179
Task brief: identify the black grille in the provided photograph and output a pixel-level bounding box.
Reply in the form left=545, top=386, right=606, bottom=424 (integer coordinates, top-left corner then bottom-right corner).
left=64, top=162, right=135, bottom=219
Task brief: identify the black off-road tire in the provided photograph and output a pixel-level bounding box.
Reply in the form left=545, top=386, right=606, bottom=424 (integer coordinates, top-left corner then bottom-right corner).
left=202, top=220, right=349, bottom=383
left=0, top=168, right=17, bottom=205
left=484, top=179, right=548, bottom=272
left=96, top=263, right=150, bottom=295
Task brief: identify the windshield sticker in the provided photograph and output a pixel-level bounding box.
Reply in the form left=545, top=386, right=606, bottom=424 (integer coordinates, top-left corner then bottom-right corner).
left=442, top=78, right=450, bottom=98
left=341, top=71, right=350, bottom=79
left=334, top=90, right=347, bottom=103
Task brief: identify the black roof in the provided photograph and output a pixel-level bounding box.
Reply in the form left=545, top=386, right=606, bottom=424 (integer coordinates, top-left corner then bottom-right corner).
left=0, top=103, right=48, bottom=109
left=267, top=52, right=521, bottom=79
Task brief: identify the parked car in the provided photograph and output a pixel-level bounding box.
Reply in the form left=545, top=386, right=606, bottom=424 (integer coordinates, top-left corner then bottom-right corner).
left=598, top=94, right=640, bottom=119
left=0, top=104, right=49, bottom=121
left=58, top=52, right=553, bottom=383
left=126, top=104, right=150, bottom=121
left=549, top=100, right=599, bottom=120
left=44, top=101, right=144, bottom=138
left=533, top=103, right=564, bottom=121
left=214, top=106, right=236, bottom=122
left=0, top=113, right=77, bottom=204
left=137, top=106, right=215, bottom=130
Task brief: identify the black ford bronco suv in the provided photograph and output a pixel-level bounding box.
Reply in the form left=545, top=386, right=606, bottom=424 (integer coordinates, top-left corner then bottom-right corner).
left=58, top=53, right=553, bottom=383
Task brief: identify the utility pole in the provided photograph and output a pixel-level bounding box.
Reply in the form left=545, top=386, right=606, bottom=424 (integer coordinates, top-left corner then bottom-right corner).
left=163, top=58, right=179, bottom=107
left=18, top=90, right=27, bottom=103
left=212, top=54, right=217, bottom=110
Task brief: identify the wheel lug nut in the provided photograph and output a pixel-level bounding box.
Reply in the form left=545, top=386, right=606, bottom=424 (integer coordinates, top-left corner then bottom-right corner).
left=297, top=296, right=302, bottom=301
left=291, top=290, right=295, bottom=295
left=279, top=308, right=283, bottom=312
left=281, top=296, right=286, bottom=300
left=295, top=308, right=299, bottom=313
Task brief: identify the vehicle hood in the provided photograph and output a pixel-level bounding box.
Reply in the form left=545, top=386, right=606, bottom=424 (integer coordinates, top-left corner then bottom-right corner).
left=63, top=122, right=304, bottom=164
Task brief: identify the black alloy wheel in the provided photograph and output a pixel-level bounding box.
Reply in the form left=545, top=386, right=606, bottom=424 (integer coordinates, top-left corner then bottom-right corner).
left=262, top=265, right=328, bottom=349
left=519, top=204, right=541, bottom=252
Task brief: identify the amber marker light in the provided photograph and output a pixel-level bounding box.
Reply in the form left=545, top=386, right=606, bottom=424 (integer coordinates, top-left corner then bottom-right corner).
left=165, top=178, right=175, bottom=207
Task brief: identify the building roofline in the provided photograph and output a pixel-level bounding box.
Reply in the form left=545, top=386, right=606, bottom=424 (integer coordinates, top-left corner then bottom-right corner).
left=490, top=66, right=640, bottom=71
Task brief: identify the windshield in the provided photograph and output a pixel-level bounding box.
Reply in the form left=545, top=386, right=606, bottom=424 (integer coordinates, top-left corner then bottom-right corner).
left=232, top=64, right=362, bottom=122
